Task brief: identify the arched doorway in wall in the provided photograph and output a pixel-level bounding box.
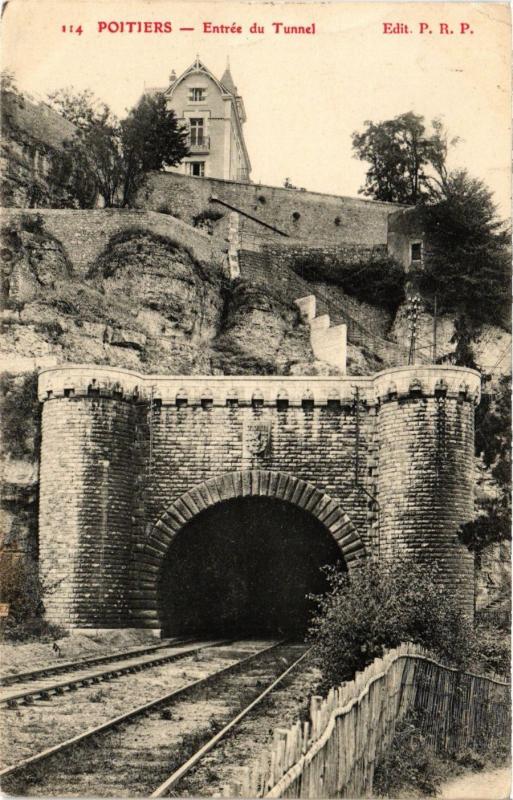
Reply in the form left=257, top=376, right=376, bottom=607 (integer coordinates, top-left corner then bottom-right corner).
left=138, top=471, right=365, bottom=637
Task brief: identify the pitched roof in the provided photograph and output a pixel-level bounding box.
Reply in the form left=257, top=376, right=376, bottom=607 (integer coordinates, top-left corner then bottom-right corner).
left=220, top=65, right=237, bottom=95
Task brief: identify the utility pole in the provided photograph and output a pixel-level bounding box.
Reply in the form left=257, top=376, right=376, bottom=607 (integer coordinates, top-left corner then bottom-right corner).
left=352, top=386, right=360, bottom=487
left=148, top=385, right=155, bottom=476
left=407, top=294, right=421, bottom=365
left=433, top=292, right=438, bottom=363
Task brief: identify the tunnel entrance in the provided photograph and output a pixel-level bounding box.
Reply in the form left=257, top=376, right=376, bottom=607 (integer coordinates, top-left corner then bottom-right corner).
left=157, top=496, right=345, bottom=638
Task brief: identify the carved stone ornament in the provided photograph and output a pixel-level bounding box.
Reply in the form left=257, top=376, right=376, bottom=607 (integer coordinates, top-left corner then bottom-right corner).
left=246, top=421, right=271, bottom=455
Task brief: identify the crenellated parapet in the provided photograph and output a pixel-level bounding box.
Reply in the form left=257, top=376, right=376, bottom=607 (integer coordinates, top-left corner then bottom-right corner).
left=37, top=361, right=481, bottom=629
left=372, top=365, right=481, bottom=405
left=38, top=364, right=481, bottom=408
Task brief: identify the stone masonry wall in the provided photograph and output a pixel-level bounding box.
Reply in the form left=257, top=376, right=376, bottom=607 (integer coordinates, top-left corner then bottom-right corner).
left=37, top=365, right=480, bottom=629
left=1, top=208, right=224, bottom=278
left=138, top=171, right=404, bottom=246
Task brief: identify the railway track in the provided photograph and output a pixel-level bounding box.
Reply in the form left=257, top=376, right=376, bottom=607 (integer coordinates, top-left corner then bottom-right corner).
left=0, top=636, right=191, bottom=687
left=1, top=641, right=310, bottom=797
left=0, top=638, right=228, bottom=707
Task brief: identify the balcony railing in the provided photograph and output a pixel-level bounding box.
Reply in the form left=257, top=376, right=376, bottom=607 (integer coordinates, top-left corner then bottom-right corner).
left=188, top=135, right=210, bottom=153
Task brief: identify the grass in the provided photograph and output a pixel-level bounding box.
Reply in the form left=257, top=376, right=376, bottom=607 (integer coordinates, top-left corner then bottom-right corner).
left=88, top=689, right=109, bottom=704
left=373, top=710, right=511, bottom=798
left=291, top=252, right=406, bottom=313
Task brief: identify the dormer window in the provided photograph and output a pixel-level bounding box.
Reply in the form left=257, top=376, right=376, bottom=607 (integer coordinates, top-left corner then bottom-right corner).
left=189, top=88, right=205, bottom=102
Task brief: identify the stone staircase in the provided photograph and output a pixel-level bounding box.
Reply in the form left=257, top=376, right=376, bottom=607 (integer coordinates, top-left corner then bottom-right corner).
left=295, top=294, right=347, bottom=373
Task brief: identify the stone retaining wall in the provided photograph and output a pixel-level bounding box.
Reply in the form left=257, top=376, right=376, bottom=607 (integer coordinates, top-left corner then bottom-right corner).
left=1, top=208, right=224, bottom=277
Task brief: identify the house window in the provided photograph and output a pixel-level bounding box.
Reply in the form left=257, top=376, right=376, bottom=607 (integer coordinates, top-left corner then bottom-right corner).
left=410, top=242, right=423, bottom=264
left=189, top=88, right=205, bottom=102
left=188, top=162, right=205, bottom=177
left=189, top=118, right=204, bottom=145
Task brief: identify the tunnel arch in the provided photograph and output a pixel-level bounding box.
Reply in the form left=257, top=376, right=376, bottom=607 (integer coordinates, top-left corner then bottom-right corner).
left=134, top=470, right=366, bottom=627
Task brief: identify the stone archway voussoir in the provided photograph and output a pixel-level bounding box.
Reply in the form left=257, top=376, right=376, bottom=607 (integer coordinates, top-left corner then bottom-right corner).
left=160, top=514, right=182, bottom=535
left=218, top=473, right=236, bottom=501
left=275, top=472, right=291, bottom=501
left=206, top=477, right=222, bottom=506
left=329, top=517, right=353, bottom=539
left=290, top=478, right=308, bottom=508
left=268, top=471, right=280, bottom=497
left=303, top=487, right=325, bottom=515
left=165, top=504, right=189, bottom=528
left=186, top=488, right=208, bottom=514
left=249, top=470, right=261, bottom=496
left=173, top=497, right=195, bottom=523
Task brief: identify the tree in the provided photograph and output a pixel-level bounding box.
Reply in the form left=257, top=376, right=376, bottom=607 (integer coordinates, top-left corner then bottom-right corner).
left=352, top=113, right=458, bottom=204
left=1, top=69, right=18, bottom=95
left=449, top=315, right=478, bottom=368
left=47, top=89, right=123, bottom=208
left=308, top=557, right=475, bottom=691
left=50, top=119, right=123, bottom=208
left=47, top=87, right=112, bottom=128
left=413, top=170, right=510, bottom=329
left=120, top=93, right=189, bottom=206
left=459, top=375, right=511, bottom=559
left=47, top=89, right=189, bottom=207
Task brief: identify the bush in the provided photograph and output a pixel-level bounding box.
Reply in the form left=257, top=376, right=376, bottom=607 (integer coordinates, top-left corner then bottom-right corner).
left=0, top=372, right=40, bottom=460
left=20, top=212, right=45, bottom=235
left=373, top=713, right=449, bottom=797
left=0, top=553, right=66, bottom=642
left=308, top=557, right=476, bottom=691
left=472, top=622, right=510, bottom=676
left=292, top=253, right=405, bottom=313
left=373, top=708, right=510, bottom=798
left=192, top=208, right=224, bottom=234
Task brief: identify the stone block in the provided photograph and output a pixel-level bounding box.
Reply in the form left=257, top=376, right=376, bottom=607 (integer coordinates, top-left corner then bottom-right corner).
left=311, top=324, right=347, bottom=373
left=110, top=328, right=147, bottom=351
left=294, top=295, right=316, bottom=322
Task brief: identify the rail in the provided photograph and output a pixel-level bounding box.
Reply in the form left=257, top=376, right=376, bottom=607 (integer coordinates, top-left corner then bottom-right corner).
left=188, top=135, right=210, bottom=153
left=0, top=636, right=189, bottom=686
left=0, top=640, right=285, bottom=781
left=0, top=639, right=229, bottom=707
left=151, top=646, right=311, bottom=796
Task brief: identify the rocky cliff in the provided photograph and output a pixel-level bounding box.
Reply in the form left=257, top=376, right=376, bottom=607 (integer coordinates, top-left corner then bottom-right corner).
left=0, top=212, right=326, bottom=571
left=1, top=88, right=76, bottom=208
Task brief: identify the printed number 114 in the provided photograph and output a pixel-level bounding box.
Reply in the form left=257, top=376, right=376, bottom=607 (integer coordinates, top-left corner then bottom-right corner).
left=61, top=25, right=83, bottom=34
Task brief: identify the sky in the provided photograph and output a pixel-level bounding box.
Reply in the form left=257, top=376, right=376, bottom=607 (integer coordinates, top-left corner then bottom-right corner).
left=2, top=0, right=511, bottom=215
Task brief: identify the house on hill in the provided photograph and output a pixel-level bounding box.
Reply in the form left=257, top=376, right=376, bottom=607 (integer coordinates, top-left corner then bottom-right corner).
left=145, top=57, right=251, bottom=183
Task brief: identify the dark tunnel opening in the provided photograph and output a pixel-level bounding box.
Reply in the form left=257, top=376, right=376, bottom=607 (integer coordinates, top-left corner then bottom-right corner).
left=157, top=496, right=346, bottom=638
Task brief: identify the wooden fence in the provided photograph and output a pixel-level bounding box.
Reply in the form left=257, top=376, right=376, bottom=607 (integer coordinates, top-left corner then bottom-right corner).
left=225, top=643, right=510, bottom=798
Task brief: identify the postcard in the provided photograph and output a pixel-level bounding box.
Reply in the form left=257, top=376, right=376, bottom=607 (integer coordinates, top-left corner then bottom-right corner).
left=0, top=1, right=511, bottom=797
